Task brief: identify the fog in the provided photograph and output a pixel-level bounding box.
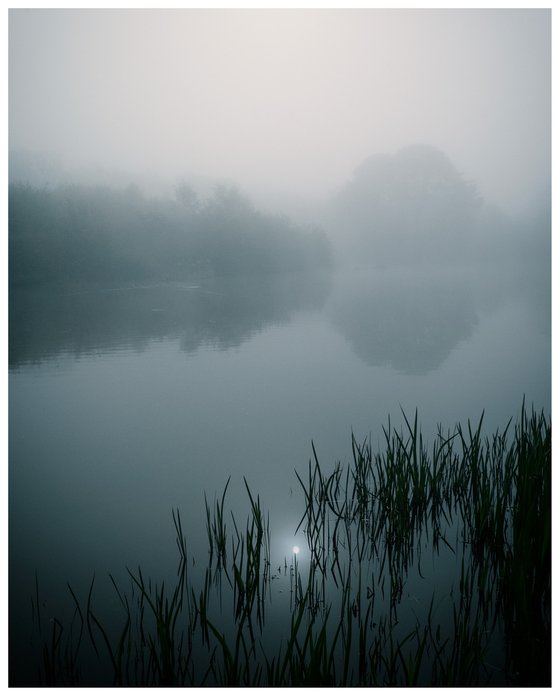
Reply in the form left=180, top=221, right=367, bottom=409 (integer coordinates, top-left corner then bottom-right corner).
left=8, top=9, right=552, bottom=687
left=9, top=8, right=550, bottom=216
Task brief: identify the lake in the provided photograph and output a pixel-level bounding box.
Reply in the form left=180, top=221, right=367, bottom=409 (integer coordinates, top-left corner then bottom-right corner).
left=9, top=262, right=550, bottom=684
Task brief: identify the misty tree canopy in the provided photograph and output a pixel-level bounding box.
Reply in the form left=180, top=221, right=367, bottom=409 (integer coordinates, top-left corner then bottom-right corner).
left=331, top=145, right=484, bottom=265
left=9, top=183, right=333, bottom=286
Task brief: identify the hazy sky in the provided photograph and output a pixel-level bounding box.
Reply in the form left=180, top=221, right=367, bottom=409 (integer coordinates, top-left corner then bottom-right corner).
left=9, top=8, right=551, bottom=213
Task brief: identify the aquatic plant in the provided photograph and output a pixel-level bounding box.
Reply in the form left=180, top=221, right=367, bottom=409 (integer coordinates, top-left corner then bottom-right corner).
left=22, top=404, right=550, bottom=687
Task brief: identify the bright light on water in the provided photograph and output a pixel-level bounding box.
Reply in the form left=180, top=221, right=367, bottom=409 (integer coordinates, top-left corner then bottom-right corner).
left=292, top=545, right=300, bottom=555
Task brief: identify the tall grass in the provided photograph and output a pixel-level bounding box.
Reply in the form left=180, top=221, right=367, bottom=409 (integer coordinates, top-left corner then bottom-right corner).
left=22, top=404, right=550, bottom=687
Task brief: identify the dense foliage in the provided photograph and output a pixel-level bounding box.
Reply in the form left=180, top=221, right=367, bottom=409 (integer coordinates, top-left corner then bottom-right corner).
left=9, top=183, right=333, bottom=286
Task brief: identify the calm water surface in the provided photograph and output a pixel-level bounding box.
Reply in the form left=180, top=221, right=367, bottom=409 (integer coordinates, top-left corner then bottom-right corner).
left=9, top=264, right=550, bottom=683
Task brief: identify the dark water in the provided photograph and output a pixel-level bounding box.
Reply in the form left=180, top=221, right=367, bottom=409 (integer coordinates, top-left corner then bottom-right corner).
left=9, top=264, right=550, bottom=684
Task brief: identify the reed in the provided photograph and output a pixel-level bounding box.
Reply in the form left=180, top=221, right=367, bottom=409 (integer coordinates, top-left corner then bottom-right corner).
left=22, top=403, right=550, bottom=687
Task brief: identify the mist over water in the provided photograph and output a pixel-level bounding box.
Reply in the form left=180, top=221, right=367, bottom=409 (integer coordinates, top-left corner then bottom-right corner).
left=10, top=8, right=550, bottom=214
left=8, top=8, right=551, bottom=687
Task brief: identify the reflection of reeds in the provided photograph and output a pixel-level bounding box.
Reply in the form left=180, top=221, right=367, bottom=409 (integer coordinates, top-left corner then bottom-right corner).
left=25, top=404, right=550, bottom=687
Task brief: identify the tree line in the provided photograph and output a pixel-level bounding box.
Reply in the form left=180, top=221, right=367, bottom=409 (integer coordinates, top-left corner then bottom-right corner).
left=9, top=182, right=333, bottom=286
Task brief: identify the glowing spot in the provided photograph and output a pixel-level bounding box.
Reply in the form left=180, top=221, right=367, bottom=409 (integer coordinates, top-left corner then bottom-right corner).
left=293, top=545, right=300, bottom=555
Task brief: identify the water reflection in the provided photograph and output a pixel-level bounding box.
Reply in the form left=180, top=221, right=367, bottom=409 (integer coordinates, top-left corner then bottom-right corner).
left=9, top=271, right=332, bottom=368
left=329, top=268, right=478, bottom=375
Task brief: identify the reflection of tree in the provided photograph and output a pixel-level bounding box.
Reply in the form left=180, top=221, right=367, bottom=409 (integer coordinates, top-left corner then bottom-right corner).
left=329, top=269, right=477, bottom=375
left=9, top=272, right=332, bottom=368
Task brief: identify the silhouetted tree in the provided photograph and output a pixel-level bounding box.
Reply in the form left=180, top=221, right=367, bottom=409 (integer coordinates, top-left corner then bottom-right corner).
left=331, top=144, right=482, bottom=265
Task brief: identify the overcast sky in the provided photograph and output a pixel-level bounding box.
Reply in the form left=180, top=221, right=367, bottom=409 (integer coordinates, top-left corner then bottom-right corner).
left=9, top=8, right=551, bottom=213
